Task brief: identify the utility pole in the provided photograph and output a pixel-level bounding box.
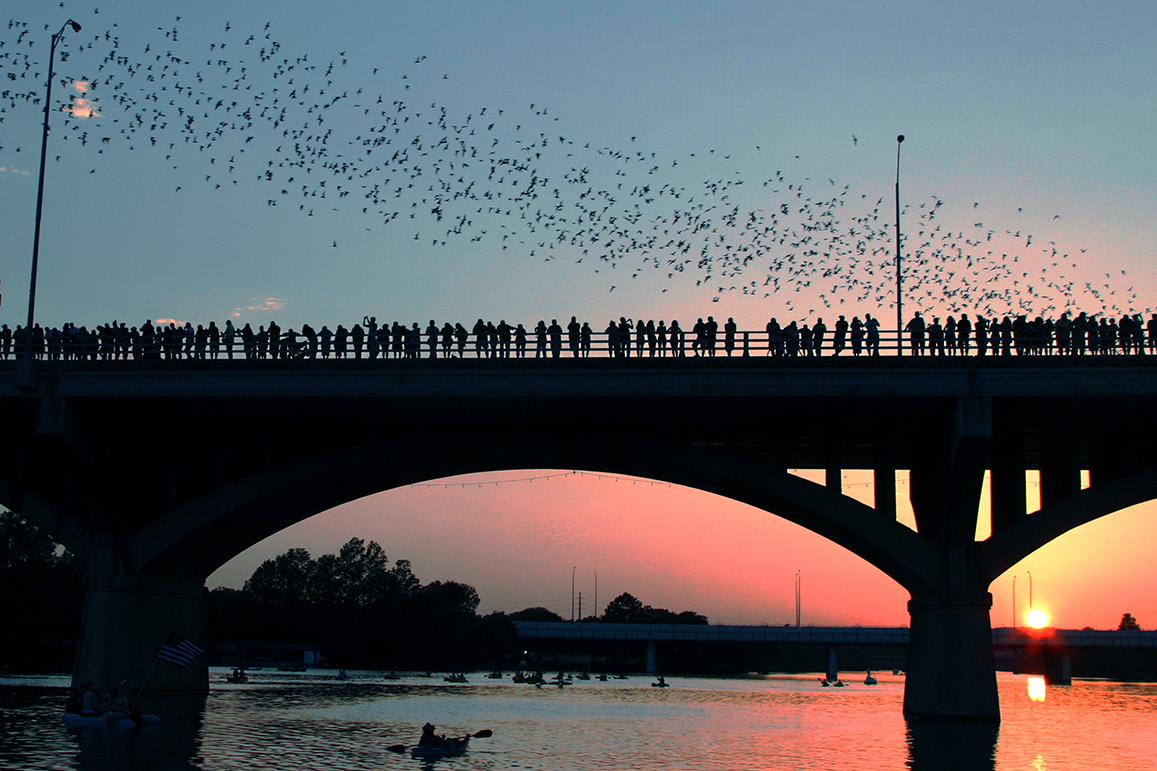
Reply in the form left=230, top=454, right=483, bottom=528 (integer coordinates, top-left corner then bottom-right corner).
left=895, top=134, right=905, bottom=355
left=795, top=571, right=801, bottom=627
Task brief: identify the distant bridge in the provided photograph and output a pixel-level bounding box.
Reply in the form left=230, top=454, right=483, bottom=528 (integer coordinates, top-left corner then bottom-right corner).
left=3, top=355, right=1156, bottom=722
left=513, top=622, right=1157, bottom=683
left=513, top=621, right=1157, bottom=649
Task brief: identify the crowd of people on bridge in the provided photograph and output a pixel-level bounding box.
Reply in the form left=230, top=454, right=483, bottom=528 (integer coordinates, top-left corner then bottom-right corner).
left=1, top=310, right=1155, bottom=362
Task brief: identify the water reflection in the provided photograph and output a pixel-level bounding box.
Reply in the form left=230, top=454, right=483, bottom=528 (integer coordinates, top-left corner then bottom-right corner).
left=1027, top=676, right=1046, bottom=702
left=66, top=692, right=206, bottom=771
left=906, top=719, right=998, bottom=771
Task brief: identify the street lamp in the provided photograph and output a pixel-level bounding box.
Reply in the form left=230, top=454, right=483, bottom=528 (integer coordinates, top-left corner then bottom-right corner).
left=571, top=566, right=576, bottom=622
left=894, top=134, right=904, bottom=355
left=21, top=19, right=82, bottom=376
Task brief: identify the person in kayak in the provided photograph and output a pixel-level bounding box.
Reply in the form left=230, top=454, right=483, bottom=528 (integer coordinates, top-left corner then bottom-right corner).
left=418, top=723, right=451, bottom=747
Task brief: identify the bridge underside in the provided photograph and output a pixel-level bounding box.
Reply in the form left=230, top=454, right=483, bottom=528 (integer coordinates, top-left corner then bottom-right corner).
left=2, top=362, right=1156, bottom=718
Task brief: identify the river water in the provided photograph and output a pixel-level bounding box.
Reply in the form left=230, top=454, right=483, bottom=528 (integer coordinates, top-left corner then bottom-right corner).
left=2, top=670, right=1156, bottom=770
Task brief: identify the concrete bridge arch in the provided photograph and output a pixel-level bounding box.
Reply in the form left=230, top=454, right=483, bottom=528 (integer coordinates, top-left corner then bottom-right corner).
left=3, top=360, right=1156, bottom=721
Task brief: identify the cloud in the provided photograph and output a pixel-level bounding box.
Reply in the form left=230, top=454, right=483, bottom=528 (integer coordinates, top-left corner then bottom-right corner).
left=0, top=167, right=32, bottom=175
left=233, top=298, right=287, bottom=317
left=64, top=80, right=100, bottom=118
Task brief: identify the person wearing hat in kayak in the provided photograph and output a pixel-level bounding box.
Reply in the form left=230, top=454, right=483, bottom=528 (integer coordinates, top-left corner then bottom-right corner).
left=418, top=723, right=451, bottom=747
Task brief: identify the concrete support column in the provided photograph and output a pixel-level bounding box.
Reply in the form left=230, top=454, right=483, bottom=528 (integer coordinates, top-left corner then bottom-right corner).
left=990, top=435, right=1025, bottom=532
left=74, top=574, right=209, bottom=693
left=874, top=455, right=897, bottom=520
left=904, top=592, right=999, bottom=722
left=645, top=642, right=658, bottom=674
left=1043, top=650, right=1072, bottom=686
left=1040, top=437, right=1081, bottom=509
left=826, top=645, right=839, bottom=683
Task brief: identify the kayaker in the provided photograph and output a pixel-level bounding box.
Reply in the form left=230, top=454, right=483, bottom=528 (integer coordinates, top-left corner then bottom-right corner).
left=418, top=723, right=450, bottom=747
left=80, top=683, right=101, bottom=717
left=64, top=682, right=92, bottom=714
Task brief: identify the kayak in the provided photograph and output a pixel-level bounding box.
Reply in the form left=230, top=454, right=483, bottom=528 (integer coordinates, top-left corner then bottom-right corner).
left=410, top=737, right=469, bottom=758
left=64, top=712, right=162, bottom=728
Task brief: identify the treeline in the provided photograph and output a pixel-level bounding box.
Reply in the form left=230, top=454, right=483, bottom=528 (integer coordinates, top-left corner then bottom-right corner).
left=206, top=538, right=515, bottom=670
left=0, top=513, right=713, bottom=673
left=0, top=512, right=85, bottom=670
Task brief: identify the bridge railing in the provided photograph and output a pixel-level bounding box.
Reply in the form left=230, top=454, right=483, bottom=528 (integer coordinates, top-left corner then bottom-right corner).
left=5, top=324, right=1152, bottom=362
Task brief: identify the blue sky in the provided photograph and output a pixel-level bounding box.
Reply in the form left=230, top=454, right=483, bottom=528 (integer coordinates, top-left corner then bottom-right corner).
left=3, top=1, right=1154, bottom=625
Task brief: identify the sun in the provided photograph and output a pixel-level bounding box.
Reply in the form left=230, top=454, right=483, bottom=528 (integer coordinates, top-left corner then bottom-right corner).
left=1026, top=608, right=1049, bottom=629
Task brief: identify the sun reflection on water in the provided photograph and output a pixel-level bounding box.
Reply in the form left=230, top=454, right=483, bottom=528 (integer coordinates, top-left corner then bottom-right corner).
left=1027, top=676, right=1047, bottom=702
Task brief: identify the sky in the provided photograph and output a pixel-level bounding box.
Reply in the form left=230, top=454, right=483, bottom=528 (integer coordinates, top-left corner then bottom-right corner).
left=2, top=1, right=1155, bottom=630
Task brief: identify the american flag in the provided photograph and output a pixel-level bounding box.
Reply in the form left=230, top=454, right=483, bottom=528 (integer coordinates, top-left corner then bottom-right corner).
left=157, top=631, right=204, bottom=667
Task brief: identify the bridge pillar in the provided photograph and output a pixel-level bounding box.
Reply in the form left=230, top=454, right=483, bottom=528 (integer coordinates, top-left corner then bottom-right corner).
left=826, top=645, right=839, bottom=683
left=1043, top=650, right=1072, bottom=686
left=904, top=592, right=999, bottom=722
left=74, top=574, right=208, bottom=694
left=645, top=642, right=658, bottom=674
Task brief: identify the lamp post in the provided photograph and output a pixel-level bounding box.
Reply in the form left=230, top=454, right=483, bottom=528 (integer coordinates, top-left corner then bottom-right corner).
left=571, top=566, right=576, bottom=622
left=21, top=19, right=81, bottom=375
left=894, top=134, right=905, bottom=355
left=795, top=570, right=801, bottom=627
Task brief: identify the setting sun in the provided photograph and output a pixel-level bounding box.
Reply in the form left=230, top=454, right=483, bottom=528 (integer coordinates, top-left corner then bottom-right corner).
left=1027, top=608, right=1049, bottom=629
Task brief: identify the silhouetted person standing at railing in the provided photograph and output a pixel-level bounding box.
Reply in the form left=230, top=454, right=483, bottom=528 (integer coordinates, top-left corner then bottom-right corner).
left=865, top=314, right=880, bottom=356
left=605, top=320, right=619, bottom=357
left=319, top=325, right=332, bottom=358
left=351, top=323, right=365, bottom=359
left=998, top=316, right=1013, bottom=356
left=849, top=316, right=863, bottom=356
left=905, top=312, right=925, bottom=355
left=670, top=320, right=684, bottom=357
left=427, top=320, right=441, bottom=358
left=568, top=316, right=581, bottom=357
left=580, top=322, right=592, bottom=357
left=785, top=321, right=800, bottom=357
left=724, top=317, right=737, bottom=356
left=619, top=318, right=632, bottom=357
left=692, top=318, right=705, bottom=356
left=268, top=321, right=282, bottom=360
left=705, top=316, right=718, bottom=356
left=646, top=319, right=657, bottom=356
left=766, top=318, right=782, bottom=357
left=811, top=318, right=826, bottom=357
left=928, top=317, right=944, bottom=356
left=535, top=321, right=549, bottom=358
left=833, top=316, right=848, bottom=356
left=455, top=323, right=468, bottom=357
left=473, top=319, right=488, bottom=358
left=548, top=319, right=563, bottom=358
left=957, top=314, right=971, bottom=355
left=944, top=316, right=956, bottom=356
left=975, top=316, right=989, bottom=356
left=441, top=322, right=455, bottom=357
left=514, top=323, right=527, bottom=358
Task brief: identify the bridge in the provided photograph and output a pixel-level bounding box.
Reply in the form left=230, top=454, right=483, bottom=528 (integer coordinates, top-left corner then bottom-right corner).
left=512, top=621, right=1157, bottom=683
left=2, top=354, right=1156, bottom=723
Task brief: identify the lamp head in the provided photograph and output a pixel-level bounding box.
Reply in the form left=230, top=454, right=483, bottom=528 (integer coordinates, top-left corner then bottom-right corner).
left=68, top=21, right=82, bottom=33
left=897, top=135, right=905, bottom=143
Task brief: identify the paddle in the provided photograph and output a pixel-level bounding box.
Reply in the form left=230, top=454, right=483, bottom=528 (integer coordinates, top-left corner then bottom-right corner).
left=387, top=729, right=493, bottom=753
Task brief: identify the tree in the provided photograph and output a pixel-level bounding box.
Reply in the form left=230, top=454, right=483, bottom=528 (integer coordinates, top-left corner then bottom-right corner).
left=243, top=547, right=316, bottom=607
left=1118, top=613, right=1141, bottom=631
left=603, top=592, right=648, bottom=622
left=509, top=607, right=565, bottom=622
left=0, top=512, right=85, bottom=668
left=602, top=592, right=709, bottom=624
